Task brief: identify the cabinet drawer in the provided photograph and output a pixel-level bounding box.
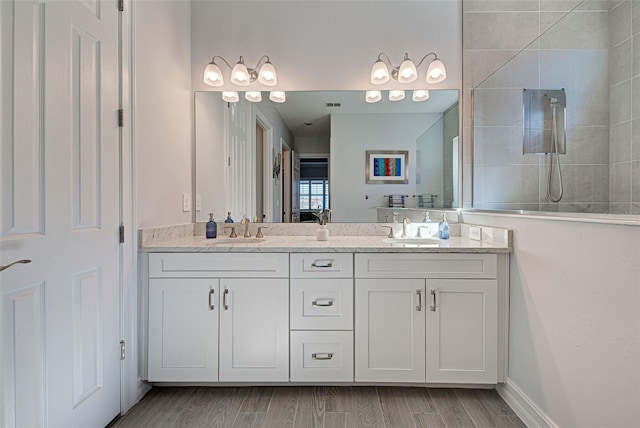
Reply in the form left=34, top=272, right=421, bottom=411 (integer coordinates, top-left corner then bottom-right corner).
left=290, top=331, right=353, bottom=382
left=290, top=253, right=353, bottom=278
left=148, top=253, right=289, bottom=278
left=355, top=253, right=497, bottom=279
left=291, top=279, right=353, bottom=330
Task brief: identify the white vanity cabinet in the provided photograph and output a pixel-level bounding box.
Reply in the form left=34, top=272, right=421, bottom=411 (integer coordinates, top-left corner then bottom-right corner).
left=289, top=253, right=354, bottom=382
left=146, top=253, right=289, bottom=382
left=355, top=253, right=501, bottom=384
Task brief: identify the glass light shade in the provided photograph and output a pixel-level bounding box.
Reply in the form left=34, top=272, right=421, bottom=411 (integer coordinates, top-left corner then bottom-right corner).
left=412, top=90, right=430, bottom=102
left=221, top=91, right=239, bottom=103
left=203, top=62, right=224, bottom=87
left=231, top=61, right=251, bottom=86
left=258, top=61, right=278, bottom=86
left=389, top=90, right=405, bottom=101
left=269, top=91, right=286, bottom=103
left=370, top=60, right=390, bottom=85
left=365, top=90, right=382, bottom=103
left=244, top=91, right=262, bottom=103
left=397, top=58, right=417, bottom=83
left=426, top=59, right=447, bottom=83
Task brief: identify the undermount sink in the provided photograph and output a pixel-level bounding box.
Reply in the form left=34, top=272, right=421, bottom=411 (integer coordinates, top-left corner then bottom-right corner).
left=383, top=237, right=441, bottom=245
left=208, top=237, right=266, bottom=244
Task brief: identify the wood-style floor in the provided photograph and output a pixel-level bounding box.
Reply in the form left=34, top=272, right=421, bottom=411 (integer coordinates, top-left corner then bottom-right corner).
left=111, top=386, right=525, bottom=428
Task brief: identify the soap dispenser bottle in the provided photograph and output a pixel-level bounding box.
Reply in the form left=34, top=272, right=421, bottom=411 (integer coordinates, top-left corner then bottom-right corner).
left=422, top=211, right=431, bottom=223
left=438, top=214, right=449, bottom=240
left=206, top=213, right=217, bottom=239
left=224, top=212, right=234, bottom=223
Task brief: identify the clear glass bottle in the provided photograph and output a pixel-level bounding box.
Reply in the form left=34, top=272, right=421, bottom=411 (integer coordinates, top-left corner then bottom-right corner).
left=422, top=211, right=431, bottom=223
left=438, top=214, right=449, bottom=240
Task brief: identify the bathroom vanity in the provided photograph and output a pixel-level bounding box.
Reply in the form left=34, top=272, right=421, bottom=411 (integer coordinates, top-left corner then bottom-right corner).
left=140, top=224, right=511, bottom=387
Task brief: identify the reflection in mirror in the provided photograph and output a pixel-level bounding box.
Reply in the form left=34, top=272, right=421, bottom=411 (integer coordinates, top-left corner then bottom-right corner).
left=195, top=90, right=459, bottom=223
left=472, top=1, right=638, bottom=215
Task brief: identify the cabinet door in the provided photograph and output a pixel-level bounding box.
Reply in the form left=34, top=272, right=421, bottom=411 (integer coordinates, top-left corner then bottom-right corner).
left=355, top=279, right=426, bottom=382
left=426, top=279, right=498, bottom=383
left=148, top=279, right=219, bottom=381
left=219, top=279, right=289, bottom=382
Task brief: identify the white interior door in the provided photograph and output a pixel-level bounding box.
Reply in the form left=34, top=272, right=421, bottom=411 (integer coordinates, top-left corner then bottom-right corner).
left=226, top=99, right=253, bottom=219
left=0, top=1, right=121, bottom=426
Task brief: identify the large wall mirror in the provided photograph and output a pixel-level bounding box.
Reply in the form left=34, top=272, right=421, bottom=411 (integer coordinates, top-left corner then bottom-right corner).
left=195, top=90, right=459, bottom=223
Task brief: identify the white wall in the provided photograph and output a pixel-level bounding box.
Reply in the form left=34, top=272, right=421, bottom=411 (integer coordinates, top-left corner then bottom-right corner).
left=462, top=212, right=640, bottom=427
left=191, top=1, right=461, bottom=92
left=294, top=136, right=330, bottom=154
left=416, top=118, right=444, bottom=207
left=194, top=92, right=226, bottom=222
left=135, top=0, right=193, bottom=228
left=330, top=113, right=441, bottom=222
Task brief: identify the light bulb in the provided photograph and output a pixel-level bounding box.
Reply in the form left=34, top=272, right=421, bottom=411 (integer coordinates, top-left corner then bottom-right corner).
left=245, top=91, right=262, bottom=103
left=426, top=58, right=447, bottom=83
left=258, top=61, right=278, bottom=86
left=269, top=91, right=286, bottom=103
left=397, top=56, right=417, bottom=83
left=370, top=60, right=390, bottom=85
left=389, top=90, right=405, bottom=101
left=222, top=91, right=239, bottom=102
left=203, top=62, right=224, bottom=87
left=365, top=90, right=382, bottom=103
left=231, top=60, right=250, bottom=86
left=412, top=90, right=430, bottom=102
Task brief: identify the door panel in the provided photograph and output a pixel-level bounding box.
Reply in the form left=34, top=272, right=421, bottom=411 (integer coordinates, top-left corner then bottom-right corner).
left=1, top=1, right=121, bottom=426
left=355, top=279, right=426, bottom=382
left=291, top=151, right=300, bottom=222
left=426, top=279, right=498, bottom=383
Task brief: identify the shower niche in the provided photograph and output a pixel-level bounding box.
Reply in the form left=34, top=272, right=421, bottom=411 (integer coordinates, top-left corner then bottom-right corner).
left=522, top=89, right=566, bottom=155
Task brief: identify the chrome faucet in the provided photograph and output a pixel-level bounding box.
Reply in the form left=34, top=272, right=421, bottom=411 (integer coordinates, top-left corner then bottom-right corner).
left=240, top=217, right=251, bottom=237
left=402, top=217, right=411, bottom=238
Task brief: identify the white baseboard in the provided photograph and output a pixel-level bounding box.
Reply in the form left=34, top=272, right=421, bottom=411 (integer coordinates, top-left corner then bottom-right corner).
left=497, top=378, right=557, bottom=428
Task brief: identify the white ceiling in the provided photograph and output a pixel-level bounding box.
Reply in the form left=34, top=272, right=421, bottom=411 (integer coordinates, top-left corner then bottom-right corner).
left=265, top=89, right=459, bottom=138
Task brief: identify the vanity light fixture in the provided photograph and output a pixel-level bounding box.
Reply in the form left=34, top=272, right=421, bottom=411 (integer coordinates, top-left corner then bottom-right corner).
left=412, top=89, right=430, bottom=102
left=370, top=52, right=447, bottom=85
left=365, top=90, right=382, bottom=103
left=388, top=90, right=405, bottom=101
left=244, top=91, right=262, bottom=103
left=269, top=91, right=286, bottom=103
left=222, top=91, right=239, bottom=103
left=203, top=55, right=279, bottom=87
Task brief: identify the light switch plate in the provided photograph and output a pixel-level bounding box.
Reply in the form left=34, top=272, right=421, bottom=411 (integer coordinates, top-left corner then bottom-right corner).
left=195, top=194, right=201, bottom=211
left=182, top=193, right=191, bottom=212
left=469, top=226, right=482, bottom=241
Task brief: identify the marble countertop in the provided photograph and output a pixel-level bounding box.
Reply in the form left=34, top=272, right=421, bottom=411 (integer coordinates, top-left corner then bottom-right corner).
left=140, top=235, right=511, bottom=254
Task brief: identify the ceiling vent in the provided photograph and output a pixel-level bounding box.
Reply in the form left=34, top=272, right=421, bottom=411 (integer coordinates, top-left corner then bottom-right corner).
left=325, top=102, right=341, bottom=108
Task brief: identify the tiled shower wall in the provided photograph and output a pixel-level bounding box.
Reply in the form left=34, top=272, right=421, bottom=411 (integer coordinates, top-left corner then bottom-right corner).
left=609, top=1, right=640, bottom=214
left=463, top=0, right=640, bottom=214
left=465, top=0, right=611, bottom=212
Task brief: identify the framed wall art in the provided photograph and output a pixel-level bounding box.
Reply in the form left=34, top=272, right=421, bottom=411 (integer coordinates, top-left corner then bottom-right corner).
left=365, top=150, right=409, bottom=184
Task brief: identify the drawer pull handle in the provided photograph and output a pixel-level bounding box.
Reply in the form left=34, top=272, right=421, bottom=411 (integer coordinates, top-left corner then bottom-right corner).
left=312, top=352, right=334, bottom=360
left=311, top=260, right=333, bottom=268
left=430, top=289, right=437, bottom=312
left=312, top=299, right=334, bottom=307
left=223, top=288, right=229, bottom=310
left=208, top=289, right=215, bottom=311
left=0, top=259, right=31, bottom=272
left=416, top=289, right=422, bottom=311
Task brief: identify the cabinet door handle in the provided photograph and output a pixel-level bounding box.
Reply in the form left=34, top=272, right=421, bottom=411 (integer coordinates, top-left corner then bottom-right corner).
left=223, top=287, right=229, bottom=310
left=312, top=298, right=334, bottom=307
left=430, top=289, right=437, bottom=312
left=416, top=289, right=422, bottom=311
left=208, top=289, right=215, bottom=311
left=312, top=352, right=333, bottom=360
left=311, top=259, right=333, bottom=268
